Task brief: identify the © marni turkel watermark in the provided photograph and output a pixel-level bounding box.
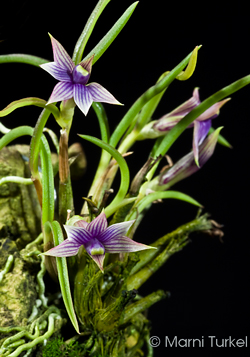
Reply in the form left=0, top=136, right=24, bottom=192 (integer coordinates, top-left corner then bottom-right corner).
left=149, top=336, right=248, bottom=348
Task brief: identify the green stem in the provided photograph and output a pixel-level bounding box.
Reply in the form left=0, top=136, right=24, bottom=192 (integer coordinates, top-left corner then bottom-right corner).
left=122, top=290, right=167, bottom=324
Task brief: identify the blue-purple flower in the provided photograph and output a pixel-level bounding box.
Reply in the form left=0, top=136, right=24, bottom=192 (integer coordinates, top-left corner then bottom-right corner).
left=138, top=88, right=230, bottom=165
left=40, top=34, right=122, bottom=115
left=43, top=211, right=155, bottom=271
left=158, top=127, right=223, bottom=188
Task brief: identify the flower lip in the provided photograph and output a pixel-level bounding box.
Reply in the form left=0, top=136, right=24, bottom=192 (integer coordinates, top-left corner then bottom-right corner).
left=72, top=65, right=90, bottom=85
left=84, top=238, right=105, bottom=256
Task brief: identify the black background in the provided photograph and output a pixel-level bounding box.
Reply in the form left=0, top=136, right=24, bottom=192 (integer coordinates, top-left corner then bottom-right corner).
left=1, top=1, right=249, bottom=356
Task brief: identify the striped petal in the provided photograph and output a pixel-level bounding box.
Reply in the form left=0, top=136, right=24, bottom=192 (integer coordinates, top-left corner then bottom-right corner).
left=197, top=98, right=230, bottom=122
left=87, top=82, right=122, bottom=105
left=89, top=253, right=105, bottom=272
left=73, top=84, right=93, bottom=115
left=74, top=219, right=88, bottom=228
left=159, top=127, right=222, bottom=187
left=47, top=82, right=74, bottom=104
left=166, top=87, right=200, bottom=118
left=98, top=220, right=135, bottom=243
left=87, top=211, right=108, bottom=237
left=49, top=34, right=74, bottom=72
left=193, top=119, right=212, bottom=166
left=104, top=236, right=155, bottom=253
left=79, top=54, right=95, bottom=75
left=42, top=238, right=81, bottom=257
left=63, top=225, right=92, bottom=244
left=40, top=62, right=72, bottom=82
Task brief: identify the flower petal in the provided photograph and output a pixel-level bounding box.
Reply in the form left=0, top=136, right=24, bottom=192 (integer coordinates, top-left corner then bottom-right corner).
left=49, top=34, right=74, bottom=72
left=42, top=238, right=81, bottom=257
left=47, top=82, right=74, bottom=104
left=89, top=253, right=105, bottom=271
left=193, top=119, right=211, bottom=166
left=63, top=225, right=92, bottom=244
left=159, top=127, right=223, bottom=187
left=197, top=98, right=230, bottom=122
left=73, top=84, right=93, bottom=115
left=79, top=54, right=95, bottom=75
left=104, top=236, right=155, bottom=253
left=40, top=62, right=72, bottom=82
left=87, top=211, right=108, bottom=237
left=87, top=82, right=122, bottom=105
left=98, top=220, right=135, bottom=243
left=166, top=87, right=200, bottom=118
left=74, top=219, right=88, bottom=228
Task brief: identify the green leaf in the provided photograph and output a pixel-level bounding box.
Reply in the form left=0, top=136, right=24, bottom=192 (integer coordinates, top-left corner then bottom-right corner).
left=128, top=190, right=202, bottom=220
left=78, top=134, right=130, bottom=218
left=40, top=135, right=55, bottom=225
left=29, top=109, right=51, bottom=183
left=44, top=221, right=80, bottom=334
left=83, top=2, right=139, bottom=65
left=0, top=98, right=60, bottom=120
left=109, top=46, right=200, bottom=149
left=72, top=0, right=111, bottom=64
left=208, top=127, right=232, bottom=148
left=0, top=126, right=34, bottom=150
left=0, top=54, right=48, bottom=67
left=92, top=102, right=110, bottom=143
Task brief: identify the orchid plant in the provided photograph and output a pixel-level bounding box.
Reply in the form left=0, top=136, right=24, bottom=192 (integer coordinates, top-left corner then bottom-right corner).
left=0, top=1, right=249, bottom=356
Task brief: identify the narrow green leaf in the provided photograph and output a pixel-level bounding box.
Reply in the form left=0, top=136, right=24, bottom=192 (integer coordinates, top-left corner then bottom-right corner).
left=40, top=136, right=55, bottom=225
left=129, top=190, right=202, bottom=220
left=72, top=0, right=111, bottom=64
left=109, top=47, right=199, bottom=149
left=92, top=102, right=110, bottom=143
left=78, top=134, right=130, bottom=218
left=176, top=46, right=199, bottom=81
left=83, top=2, right=139, bottom=65
left=29, top=109, right=51, bottom=180
left=0, top=126, right=34, bottom=150
left=44, top=221, right=80, bottom=334
left=208, top=127, right=232, bottom=148
left=0, top=54, right=48, bottom=67
left=0, top=98, right=60, bottom=120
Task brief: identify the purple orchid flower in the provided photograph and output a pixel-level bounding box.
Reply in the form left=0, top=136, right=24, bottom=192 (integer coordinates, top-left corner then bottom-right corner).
left=40, top=34, right=122, bottom=115
left=158, top=127, right=222, bottom=188
left=155, top=88, right=230, bottom=165
left=43, top=211, right=155, bottom=271
left=139, top=88, right=229, bottom=165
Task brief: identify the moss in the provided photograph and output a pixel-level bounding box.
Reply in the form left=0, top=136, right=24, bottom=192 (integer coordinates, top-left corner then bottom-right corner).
left=0, top=145, right=41, bottom=247
left=0, top=254, right=37, bottom=327
left=42, top=338, right=86, bottom=357
left=0, top=238, right=18, bottom=268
